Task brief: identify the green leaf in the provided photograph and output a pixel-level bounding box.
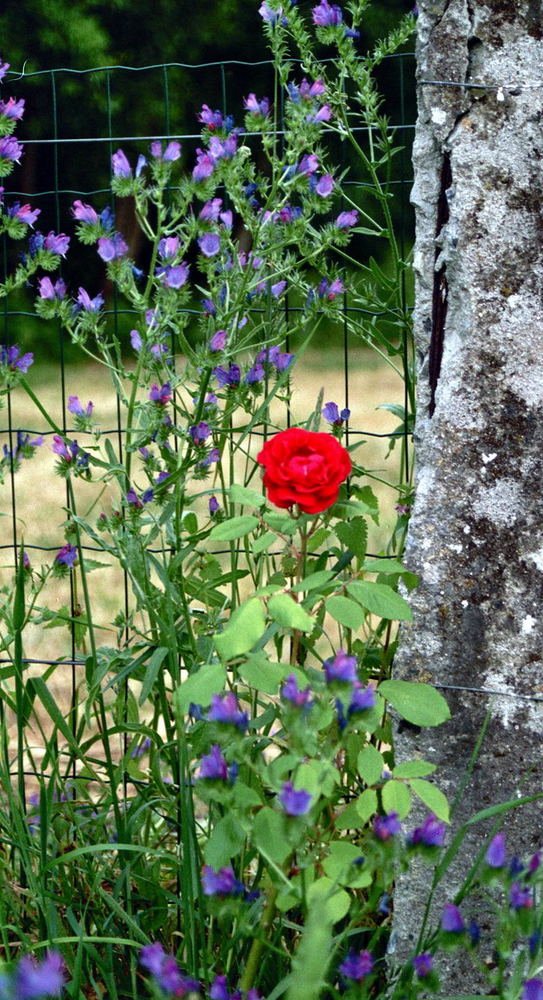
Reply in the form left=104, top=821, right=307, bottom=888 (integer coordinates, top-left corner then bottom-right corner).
left=409, top=778, right=450, bottom=822
left=379, top=680, right=451, bottom=727
left=252, top=807, right=291, bottom=864
left=237, top=654, right=287, bottom=694
left=363, top=558, right=410, bottom=575
left=323, top=842, right=368, bottom=885
left=173, top=662, right=226, bottom=715
left=139, top=647, right=169, bottom=705
left=326, top=595, right=366, bottom=631
left=357, top=745, right=385, bottom=786
left=268, top=594, right=314, bottom=633
left=229, top=483, right=265, bottom=508
left=290, top=570, right=335, bottom=593
left=335, top=800, right=363, bottom=831
left=382, top=779, right=412, bottom=818
left=252, top=530, right=278, bottom=554
left=287, top=898, right=333, bottom=1000
left=214, top=598, right=266, bottom=661
left=306, top=878, right=351, bottom=924
left=347, top=580, right=412, bottom=621
left=204, top=815, right=246, bottom=868
left=355, top=788, right=378, bottom=824
left=335, top=517, right=367, bottom=559
left=208, top=515, right=259, bottom=541
left=393, top=760, right=437, bottom=779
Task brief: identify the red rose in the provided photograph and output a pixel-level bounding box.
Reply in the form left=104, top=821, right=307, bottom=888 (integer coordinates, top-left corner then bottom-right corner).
left=256, top=427, right=351, bottom=515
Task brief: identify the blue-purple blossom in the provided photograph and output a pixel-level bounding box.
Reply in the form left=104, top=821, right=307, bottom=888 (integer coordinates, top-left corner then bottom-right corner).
left=0, top=96, right=25, bottom=120
left=198, top=105, right=224, bottom=130
left=68, top=395, right=93, bottom=420
left=0, top=61, right=10, bottom=82
left=199, top=447, right=220, bottom=468
left=315, top=276, right=344, bottom=301
left=245, top=362, right=265, bottom=385
left=324, top=649, right=358, bottom=684
left=307, top=105, right=332, bottom=124
left=198, top=233, right=221, bottom=258
left=55, top=544, right=78, bottom=568
left=1, top=344, right=33, bottom=372
left=412, top=953, right=433, bottom=979
left=209, top=975, right=230, bottom=1000
left=322, top=401, right=350, bottom=425
left=111, top=149, right=132, bottom=178
left=529, top=850, right=541, bottom=874
left=208, top=692, right=248, bottom=731
left=348, top=683, right=377, bottom=715
left=523, top=981, right=543, bottom=1000
left=278, top=781, right=312, bottom=816
left=197, top=745, right=228, bottom=781
left=510, top=882, right=533, bottom=910
left=44, top=231, right=70, bottom=256
left=97, top=232, right=128, bottom=262
left=0, top=135, right=23, bottom=163
left=213, top=363, right=241, bottom=388
left=244, top=94, right=270, bottom=117
left=52, top=435, right=89, bottom=470
left=201, top=865, right=244, bottom=897
left=335, top=209, right=359, bottom=230
left=159, top=263, right=189, bottom=288
left=312, top=0, right=343, bottom=25
left=71, top=199, right=99, bottom=224
left=158, top=236, right=180, bottom=259
left=193, top=148, right=216, bottom=181
left=151, top=140, right=181, bottom=161
left=15, top=951, right=65, bottom=998
left=255, top=345, right=294, bottom=371
left=76, top=287, right=104, bottom=312
left=441, top=903, right=465, bottom=933
left=209, top=329, right=228, bottom=352
left=199, top=198, right=223, bottom=221
left=313, top=173, right=335, bottom=195
left=38, top=276, right=66, bottom=300
left=8, top=202, right=40, bottom=225
left=209, top=496, right=220, bottom=516
left=2, top=430, right=43, bottom=465
left=259, top=2, right=288, bottom=25
left=126, top=486, right=153, bottom=508
left=148, top=383, right=172, bottom=405
left=373, top=811, right=401, bottom=841
left=189, top=422, right=211, bottom=445
left=281, top=673, right=313, bottom=708
left=486, top=832, right=506, bottom=868
left=131, top=737, right=152, bottom=759
left=209, top=135, right=237, bottom=161
left=139, top=943, right=199, bottom=996
left=339, top=950, right=373, bottom=981
left=407, top=814, right=446, bottom=848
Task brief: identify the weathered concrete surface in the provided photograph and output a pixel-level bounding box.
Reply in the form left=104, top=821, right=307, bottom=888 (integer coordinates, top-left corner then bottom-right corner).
left=391, top=0, right=543, bottom=987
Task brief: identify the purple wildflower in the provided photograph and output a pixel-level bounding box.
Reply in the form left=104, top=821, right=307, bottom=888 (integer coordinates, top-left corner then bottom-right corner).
left=16, top=952, right=65, bottom=999
left=158, top=236, right=180, bottom=259
left=8, top=202, right=40, bottom=225
left=312, top=0, right=343, bottom=26
left=151, top=140, right=181, bottom=161
left=209, top=135, right=237, bottom=160
left=97, top=233, right=128, bottom=262
left=0, top=61, right=9, bottom=82
left=131, top=737, right=152, bottom=759
left=1, top=344, right=34, bottom=372
left=486, top=832, right=506, bottom=868
left=200, top=447, right=220, bottom=467
left=209, top=975, right=230, bottom=1000
left=245, top=362, right=265, bottom=385
left=198, top=233, right=221, bottom=258
left=213, top=363, right=241, bottom=388
left=38, top=277, right=66, bottom=300
left=76, top=287, right=104, bottom=312
left=209, top=329, right=228, bottom=352
left=523, top=981, right=543, bottom=1000
left=317, top=276, right=344, bottom=300
left=298, top=153, right=319, bottom=176
left=441, top=904, right=465, bottom=933
left=189, top=422, right=211, bottom=445
left=209, top=496, right=220, bottom=516
left=199, top=198, right=223, bottom=221
left=335, top=209, right=359, bottom=230
left=130, top=329, right=143, bottom=352
left=139, top=943, right=199, bottom=996
left=44, top=231, right=70, bottom=256
left=307, top=105, right=332, bottom=124
left=148, top=383, right=172, bottom=405
left=244, top=94, right=270, bottom=117
left=314, top=173, right=335, bottom=196
left=322, top=401, right=350, bottom=425
left=529, top=850, right=541, bottom=874
left=55, top=544, right=78, bottom=568
left=510, top=882, right=533, bottom=910
left=192, top=148, right=216, bottom=181
left=0, top=96, right=25, bottom=120
left=197, top=745, right=228, bottom=781
left=71, top=200, right=99, bottom=224
left=412, top=953, right=433, bottom=979
left=281, top=673, right=313, bottom=708
left=259, top=2, right=287, bottom=25
left=324, top=649, right=358, bottom=684
left=198, top=105, right=224, bottom=130
left=208, top=692, right=248, bottom=731
left=111, top=149, right=132, bottom=178
left=407, top=814, right=446, bottom=848
left=0, top=135, right=23, bottom=163
left=68, top=395, right=93, bottom=419
left=339, top=950, right=373, bottom=981
left=373, top=811, right=401, bottom=841
left=159, top=263, right=189, bottom=288
left=278, top=781, right=312, bottom=816
left=201, top=865, right=244, bottom=897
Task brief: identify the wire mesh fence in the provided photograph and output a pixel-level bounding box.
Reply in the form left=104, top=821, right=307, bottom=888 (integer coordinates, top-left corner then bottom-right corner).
left=0, top=55, right=416, bottom=764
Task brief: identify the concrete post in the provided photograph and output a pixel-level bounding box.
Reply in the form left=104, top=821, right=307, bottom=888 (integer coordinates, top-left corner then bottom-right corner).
left=391, top=0, right=543, bottom=986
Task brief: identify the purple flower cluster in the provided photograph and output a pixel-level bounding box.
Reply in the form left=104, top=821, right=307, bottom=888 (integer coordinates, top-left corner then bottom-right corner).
left=139, top=942, right=199, bottom=997
left=324, top=649, right=357, bottom=684
left=278, top=780, right=312, bottom=816
left=339, top=949, right=373, bottom=982
left=0, top=343, right=33, bottom=373
left=14, top=951, right=65, bottom=999
left=39, top=277, right=67, bottom=301
left=322, top=401, right=350, bottom=425
left=281, top=673, right=313, bottom=708
left=55, top=544, right=78, bottom=569
left=208, top=692, right=249, bottom=731
left=52, top=434, right=89, bottom=470
left=201, top=865, right=245, bottom=897
left=407, top=814, right=446, bottom=849
left=373, top=811, right=401, bottom=841
left=197, top=745, right=229, bottom=781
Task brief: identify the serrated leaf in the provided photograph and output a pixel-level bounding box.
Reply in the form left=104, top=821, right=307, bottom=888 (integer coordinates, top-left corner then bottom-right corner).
left=382, top=779, right=412, bottom=818
left=229, top=483, right=265, bottom=508
left=174, top=662, right=226, bottom=715
left=214, top=598, right=266, bottom=661
left=357, top=745, right=385, bottom=786
left=268, top=594, right=314, bottom=633
left=347, top=580, right=412, bottom=621
left=393, top=760, right=437, bottom=779
left=379, top=680, right=451, bottom=727
left=208, top=515, right=259, bottom=542
left=409, top=778, right=450, bottom=822
left=326, top=595, right=366, bottom=631
left=335, top=517, right=368, bottom=559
